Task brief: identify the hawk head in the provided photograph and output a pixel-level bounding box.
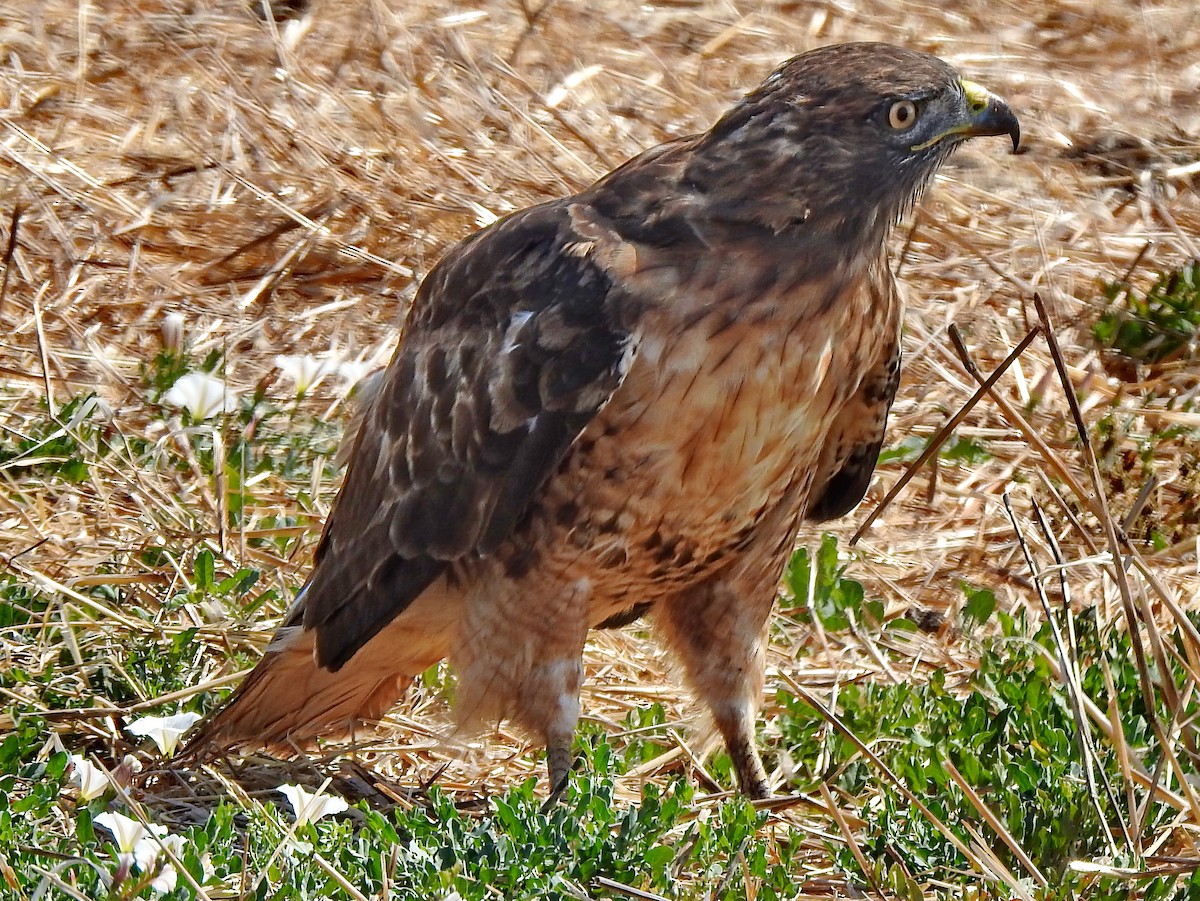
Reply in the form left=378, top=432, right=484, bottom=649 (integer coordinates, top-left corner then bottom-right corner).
left=687, top=42, right=1020, bottom=238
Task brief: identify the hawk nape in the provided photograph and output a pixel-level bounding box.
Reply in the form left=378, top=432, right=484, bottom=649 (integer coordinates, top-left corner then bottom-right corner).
left=189, top=42, right=1019, bottom=799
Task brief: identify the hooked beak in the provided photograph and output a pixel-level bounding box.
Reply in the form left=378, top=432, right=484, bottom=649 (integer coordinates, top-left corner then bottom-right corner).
left=955, top=79, right=1021, bottom=152
left=910, top=79, right=1021, bottom=154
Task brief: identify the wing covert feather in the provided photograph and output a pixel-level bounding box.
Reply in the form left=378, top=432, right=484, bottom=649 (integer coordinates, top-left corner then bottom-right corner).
left=304, top=202, right=636, bottom=669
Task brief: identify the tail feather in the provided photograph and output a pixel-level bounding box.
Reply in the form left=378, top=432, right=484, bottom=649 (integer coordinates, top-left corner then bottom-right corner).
left=186, top=579, right=460, bottom=757
left=187, top=626, right=410, bottom=754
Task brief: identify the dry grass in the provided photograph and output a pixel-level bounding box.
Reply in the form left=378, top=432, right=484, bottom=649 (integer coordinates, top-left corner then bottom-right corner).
left=2, top=0, right=1200, bottom=889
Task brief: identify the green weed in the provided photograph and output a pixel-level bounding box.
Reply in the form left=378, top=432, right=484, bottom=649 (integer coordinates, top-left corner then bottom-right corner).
left=1095, top=261, right=1200, bottom=364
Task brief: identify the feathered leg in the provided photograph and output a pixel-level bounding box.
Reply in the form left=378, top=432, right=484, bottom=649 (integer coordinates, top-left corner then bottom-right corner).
left=453, top=568, right=591, bottom=802
left=653, top=495, right=805, bottom=799
left=654, top=578, right=774, bottom=798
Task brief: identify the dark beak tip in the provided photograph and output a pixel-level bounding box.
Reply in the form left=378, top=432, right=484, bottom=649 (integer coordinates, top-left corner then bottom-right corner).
left=987, top=97, right=1022, bottom=154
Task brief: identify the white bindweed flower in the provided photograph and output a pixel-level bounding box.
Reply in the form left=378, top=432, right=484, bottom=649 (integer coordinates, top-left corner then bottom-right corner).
left=335, top=359, right=377, bottom=394
left=68, top=755, right=109, bottom=801
left=278, top=783, right=349, bottom=826
left=137, top=830, right=186, bottom=893
left=112, top=753, right=143, bottom=789
left=275, top=354, right=338, bottom=395
left=125, top=712, right=202, bottom=757
left=150, top=862, right=179, bottom=894
left=164, top=372, right=238, bottom=419
left=161, top=311, right=186, bottom=354
left=133, top=823, right=171, bottom=872
left=95, top=811, right=147, bottom=869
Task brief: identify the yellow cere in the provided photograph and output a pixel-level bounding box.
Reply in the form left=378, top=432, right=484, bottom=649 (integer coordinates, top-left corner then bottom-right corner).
left=959, top=79, right=991, bottom=115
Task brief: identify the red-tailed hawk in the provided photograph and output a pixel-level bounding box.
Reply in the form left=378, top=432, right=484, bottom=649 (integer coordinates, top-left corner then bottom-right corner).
left=191, top=43, right=1019, bottom=799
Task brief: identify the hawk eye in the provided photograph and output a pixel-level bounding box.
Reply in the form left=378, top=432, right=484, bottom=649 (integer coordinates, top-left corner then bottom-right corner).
left=887, top=99, right=919, bottom=130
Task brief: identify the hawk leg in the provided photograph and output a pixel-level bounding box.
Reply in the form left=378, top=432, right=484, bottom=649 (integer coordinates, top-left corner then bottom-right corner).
left=542, top=742, right=573, bottom=811
left=524, top=655, right=584, bottom=805
left=454, top=571, right=589, bottom=804
left=654, top=578, right=775, bottom=799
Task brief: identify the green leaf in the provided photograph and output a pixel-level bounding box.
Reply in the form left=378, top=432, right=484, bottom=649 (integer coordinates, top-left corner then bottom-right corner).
left=643, top=844, right=674, bottom=868
left=942, top=435, right=991, bottom=464
left=961, top=583, right=997, bottom=630
left=44, top=750, right=69, bottom=780
left=75, top=806, right=95, bottom=843
left=879, top=434, right=926, bottom=465
left=194, top=549, right=215, bottom=591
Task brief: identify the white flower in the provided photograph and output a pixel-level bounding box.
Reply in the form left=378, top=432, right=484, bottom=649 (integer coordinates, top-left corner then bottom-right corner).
left=68, top=755, right=109, bottom=801
left=164, top=372, right=238, bottom=419
left=275, top=354, right=338, bottom=395
left=161, top=311, right=186, bottom=354
left=112, top=753, right=143, bottom=789
left=133, top=823, right=171, bottom=872
left=138, top=830, right=186, bottom=894
left=95, top=811, right=146, bottom=869
left=150, top=865, right=178, bottom=894
left=125, top=712, right=202, bottom=757
left=277, top=783, right=349, bottom=826
left=336, top=360, right=378, bottom=394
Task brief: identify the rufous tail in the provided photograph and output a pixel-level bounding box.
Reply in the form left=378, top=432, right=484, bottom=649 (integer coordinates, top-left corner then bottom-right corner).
left=184, top=624, right=411, bottom=756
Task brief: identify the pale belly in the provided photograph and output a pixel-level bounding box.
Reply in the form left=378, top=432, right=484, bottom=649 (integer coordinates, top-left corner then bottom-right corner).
left=523, top=298, right=876, bottom=618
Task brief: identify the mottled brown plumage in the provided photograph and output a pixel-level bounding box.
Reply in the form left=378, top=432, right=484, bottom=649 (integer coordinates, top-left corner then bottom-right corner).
left=190, top=43, right=1019, bottom=798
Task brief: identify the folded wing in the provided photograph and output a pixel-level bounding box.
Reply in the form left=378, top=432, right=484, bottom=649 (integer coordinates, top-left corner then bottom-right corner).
left=304, top=201, right=637, bottom=669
